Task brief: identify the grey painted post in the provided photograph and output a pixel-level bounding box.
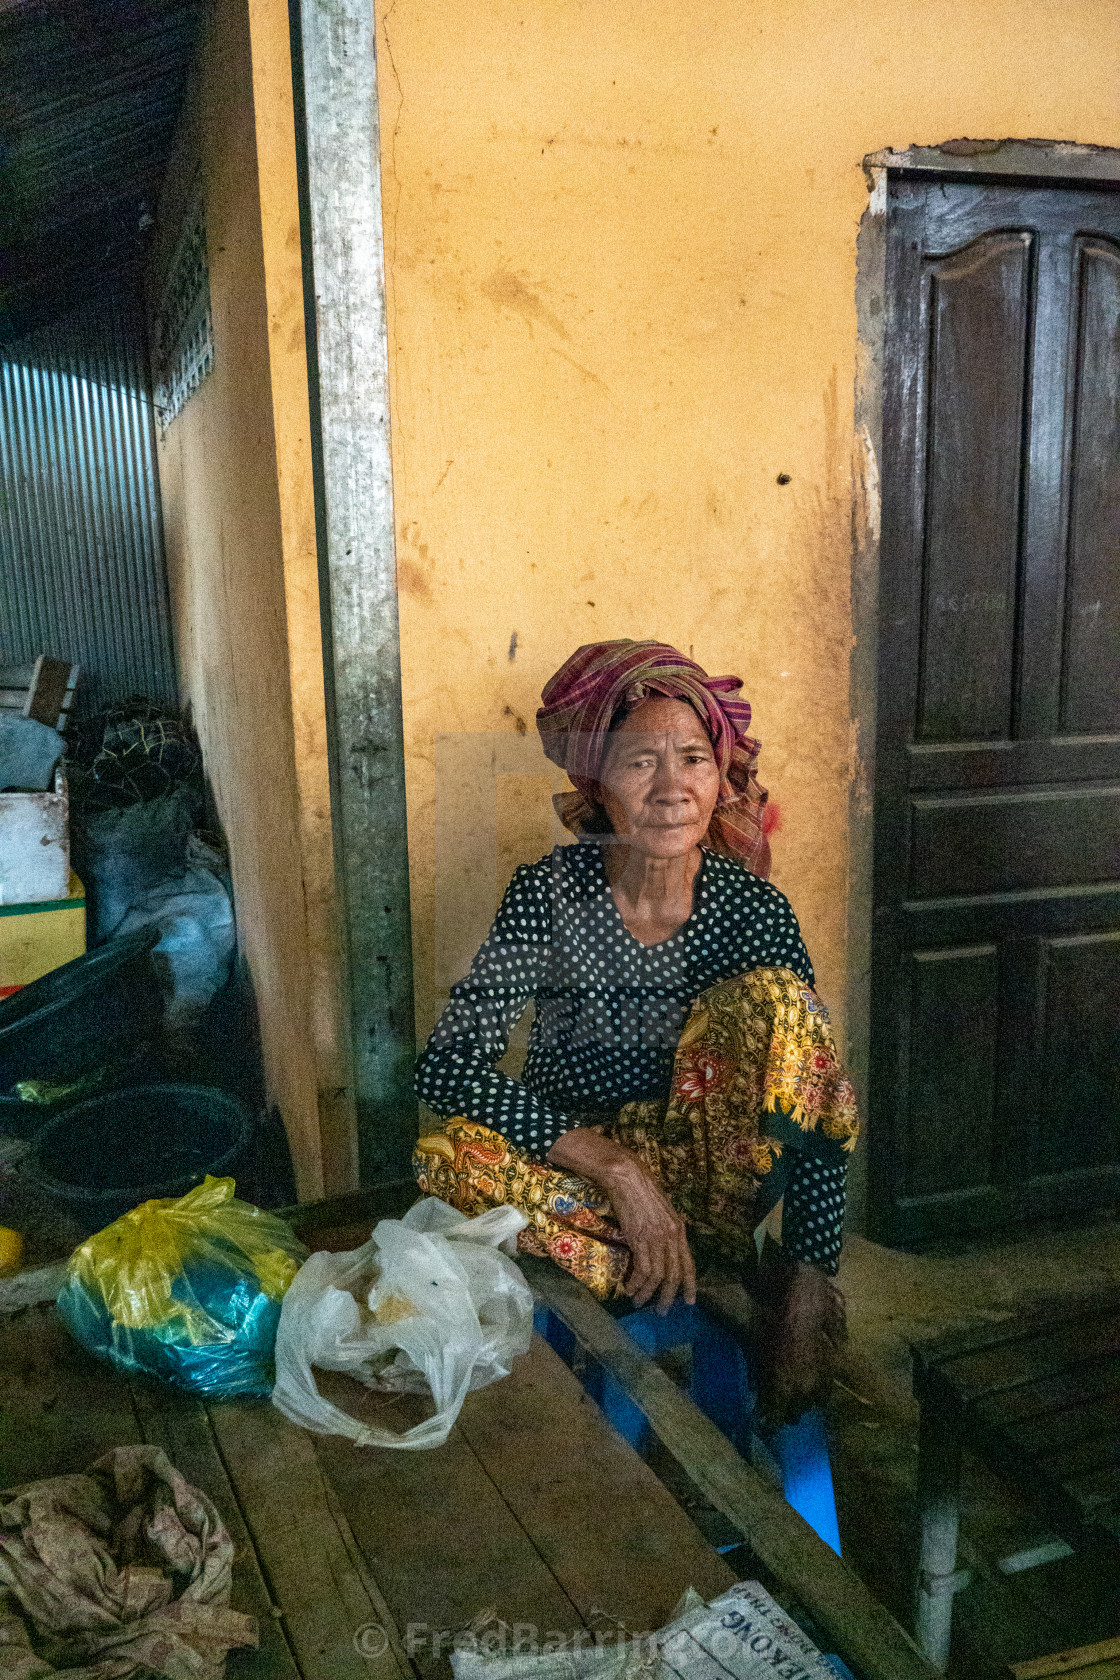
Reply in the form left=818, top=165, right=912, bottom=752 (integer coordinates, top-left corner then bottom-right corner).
left=914, top=1403, right=968, bottom=1671
left=293, top=0, right=416, bottom=1180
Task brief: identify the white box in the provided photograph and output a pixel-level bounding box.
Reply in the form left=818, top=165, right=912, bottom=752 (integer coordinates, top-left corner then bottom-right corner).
left=0, top=768, right=70, bottom=906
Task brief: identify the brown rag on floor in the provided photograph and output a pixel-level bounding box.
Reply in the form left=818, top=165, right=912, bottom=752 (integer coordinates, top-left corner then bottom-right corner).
left=0, top=1445, right=257, bottom=1680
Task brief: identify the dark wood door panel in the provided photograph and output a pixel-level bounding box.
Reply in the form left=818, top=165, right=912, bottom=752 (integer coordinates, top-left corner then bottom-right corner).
left=908, top=784, right=1120, bottom=898
left=907, top=737, right=1120, bottom=792
left=1061, top=236, right=1120, bottom=734
left=872, top=171, right=1120, bottom=1246
left=917, top=231, right=1032, bottom=742
left=1035, top=930, right=1120, bottom=1178
left=913, top=180, right=1120, bottom=245
left=901, top=946, right=1000, bottom=1198
left=899, top=887, right=1120, bottom=947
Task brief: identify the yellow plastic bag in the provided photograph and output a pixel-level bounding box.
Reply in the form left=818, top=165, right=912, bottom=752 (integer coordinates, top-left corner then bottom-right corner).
left=57, top=1176, right=306, bottom=1396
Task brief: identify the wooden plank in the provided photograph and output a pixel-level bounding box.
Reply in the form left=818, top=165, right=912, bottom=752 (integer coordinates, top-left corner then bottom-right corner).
left=208, top=1399, right=412, bottom=1680
left=1006, top=1392, right=1120, bottom=1458
left=0, top=1304, right=143, bottom=1488
left=519, top=1255, right=941, bottom=1680
left=131, top=1383, right=303, bottom=1680
left=1010, top=1635, right=1120, bottom=1678
left=929, top=1314, right=1120, bottom=1405
left=974, top=1359, right=1120, bottom=1430
left=311, top=1373, right=588, bottom=1676
left=454, top=1333, right=736, bottom=1635
left=24, top=656, right=73, bottom=729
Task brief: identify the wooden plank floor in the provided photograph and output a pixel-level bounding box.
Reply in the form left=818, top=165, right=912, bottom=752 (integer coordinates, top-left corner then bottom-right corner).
left=0, top=1308, right=734, bottom=1680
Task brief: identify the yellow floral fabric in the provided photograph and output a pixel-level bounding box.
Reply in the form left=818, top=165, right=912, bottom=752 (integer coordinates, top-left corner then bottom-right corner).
left=413, top=966, right=859, bottom=1299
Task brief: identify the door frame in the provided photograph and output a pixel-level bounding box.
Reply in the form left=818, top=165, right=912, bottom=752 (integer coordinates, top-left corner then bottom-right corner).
left=848, top=138, right=1120, bottom=1241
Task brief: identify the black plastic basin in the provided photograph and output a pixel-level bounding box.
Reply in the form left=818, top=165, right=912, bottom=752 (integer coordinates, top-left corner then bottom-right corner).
left=0, top=927, right=161, bottom=1092
left=23, top=1083, right=253, bottom=1230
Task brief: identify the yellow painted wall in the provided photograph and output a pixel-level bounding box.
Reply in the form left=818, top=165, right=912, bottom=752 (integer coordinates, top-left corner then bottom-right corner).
left=375, top=0, right=1120, bottom=1142
left=152, top=0, right=352, bottom=1199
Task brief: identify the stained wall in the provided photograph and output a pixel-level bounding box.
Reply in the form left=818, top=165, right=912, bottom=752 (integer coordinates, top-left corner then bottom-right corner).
left=373, top=0, right=1120, bottom=1215
left=151, top=0, right=351, bottom=1199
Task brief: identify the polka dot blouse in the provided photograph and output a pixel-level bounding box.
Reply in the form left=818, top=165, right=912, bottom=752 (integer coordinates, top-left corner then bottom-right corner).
left=415, top=843, right=847, bottom=1273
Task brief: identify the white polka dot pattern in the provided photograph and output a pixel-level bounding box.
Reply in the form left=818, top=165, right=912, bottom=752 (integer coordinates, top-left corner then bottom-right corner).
left=415, top=843, right=846, bottom=1271
left=783, top=1160, right=847, bottom=1274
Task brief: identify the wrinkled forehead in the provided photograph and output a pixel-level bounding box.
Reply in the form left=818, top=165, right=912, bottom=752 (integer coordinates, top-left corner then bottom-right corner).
left=612, top=695, right=705, bottom=735
left=601, top=699, right=714, bottom=757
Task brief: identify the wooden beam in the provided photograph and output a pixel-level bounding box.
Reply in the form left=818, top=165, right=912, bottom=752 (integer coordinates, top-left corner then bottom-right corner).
left=246, top=0, right=358, bottom=1199
left=291, top=0, right=417, bottom=1183
left=520, top=1255, right=940, bottom=1680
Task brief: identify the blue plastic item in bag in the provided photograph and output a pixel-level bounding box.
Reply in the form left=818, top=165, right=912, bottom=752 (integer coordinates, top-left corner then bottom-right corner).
left=57, top=1175, right=306, bottom=1398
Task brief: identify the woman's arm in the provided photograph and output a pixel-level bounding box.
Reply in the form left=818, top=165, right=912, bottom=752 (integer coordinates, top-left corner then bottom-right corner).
left=546, top=1127, right=696, bottom=1314
left=415, top=863, right=569, bottom=1151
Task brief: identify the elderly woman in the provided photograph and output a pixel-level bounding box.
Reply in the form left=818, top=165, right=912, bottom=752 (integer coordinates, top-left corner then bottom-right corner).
left=414, top=640, right=858, bottom=1422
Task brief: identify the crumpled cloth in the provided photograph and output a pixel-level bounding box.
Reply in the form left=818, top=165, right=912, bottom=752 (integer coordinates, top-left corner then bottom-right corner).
left=0, top=1446, right=257, bottom=1680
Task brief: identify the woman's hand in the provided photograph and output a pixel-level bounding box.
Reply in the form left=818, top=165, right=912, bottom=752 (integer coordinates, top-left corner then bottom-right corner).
left=546, top=1128, right=696, bottom=1314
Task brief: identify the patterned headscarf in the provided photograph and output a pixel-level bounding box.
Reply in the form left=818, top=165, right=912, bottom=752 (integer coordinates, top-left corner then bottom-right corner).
left=536, top=639, right=771, bottom=877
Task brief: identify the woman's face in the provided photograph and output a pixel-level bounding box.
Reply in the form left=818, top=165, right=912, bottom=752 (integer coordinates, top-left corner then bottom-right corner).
left=597, top=698, right=721, bottom=858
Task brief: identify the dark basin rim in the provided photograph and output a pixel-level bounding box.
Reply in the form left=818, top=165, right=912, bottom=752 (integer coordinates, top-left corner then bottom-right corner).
left=24, top=1083, right=253, bottom=1205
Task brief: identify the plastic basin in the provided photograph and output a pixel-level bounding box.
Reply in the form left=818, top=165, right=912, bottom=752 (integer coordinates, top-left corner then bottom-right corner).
left=0, top=927, right=161, bottom=1091
left=23, top=1083, right=253, bottom=1231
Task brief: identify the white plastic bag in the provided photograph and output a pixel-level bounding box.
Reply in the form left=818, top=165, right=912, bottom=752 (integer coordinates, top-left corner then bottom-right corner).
left=115, top=837, right=236, bottom=1027
left=271, top=1197, right=534, bottom=1450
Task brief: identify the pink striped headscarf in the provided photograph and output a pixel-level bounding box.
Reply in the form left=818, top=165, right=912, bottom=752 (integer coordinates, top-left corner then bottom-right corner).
left=536, top=640, right=771, bottom=878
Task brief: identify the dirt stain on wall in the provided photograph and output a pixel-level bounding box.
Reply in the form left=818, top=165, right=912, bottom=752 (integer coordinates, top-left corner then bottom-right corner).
left=481, top=270, right=571, bottom=340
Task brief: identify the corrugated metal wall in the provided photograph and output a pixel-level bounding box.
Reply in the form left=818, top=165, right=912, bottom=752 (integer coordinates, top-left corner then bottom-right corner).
left=0, top=290, right=177, bottom=711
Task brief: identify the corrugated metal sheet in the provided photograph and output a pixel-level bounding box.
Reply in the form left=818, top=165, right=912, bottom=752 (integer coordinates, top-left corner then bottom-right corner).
left=0, top=290, right=177, bottom=710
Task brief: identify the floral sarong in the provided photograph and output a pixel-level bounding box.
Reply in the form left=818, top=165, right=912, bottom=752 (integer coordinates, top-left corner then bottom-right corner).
left=413, top=967, right=859, bottom=1299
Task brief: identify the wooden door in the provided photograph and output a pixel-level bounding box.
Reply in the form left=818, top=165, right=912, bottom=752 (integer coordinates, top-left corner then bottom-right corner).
left=871, top=172, right=1120, bottom=1247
